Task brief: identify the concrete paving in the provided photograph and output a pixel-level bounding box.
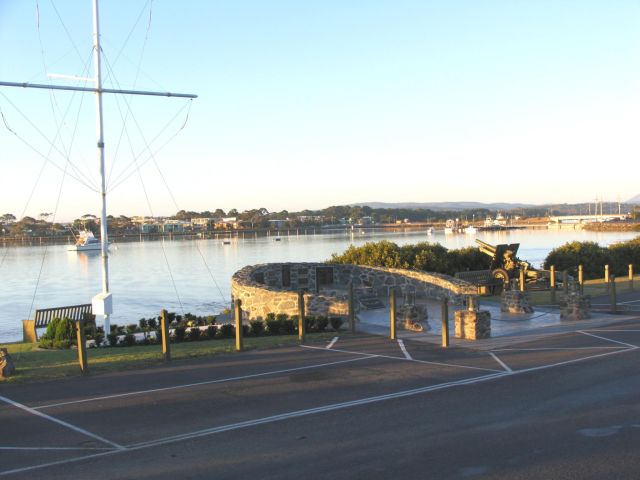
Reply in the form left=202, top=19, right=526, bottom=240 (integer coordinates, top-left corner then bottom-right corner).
left=2, top=312, right=640, bottom=479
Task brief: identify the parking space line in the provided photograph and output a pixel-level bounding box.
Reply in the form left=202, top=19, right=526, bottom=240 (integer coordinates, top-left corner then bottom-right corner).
left=397, top=340, right=412, bottom=360
left=0, top=395, right=124, bottom=450
left=578, top=330, right=639, bottom=349
left=327, top=337, right=339, bottom=349
left=301, top=345, right=503, bottom=373
left=489, top=352, right=512, bottom=373
left=492, top=347, right=624, bottom=351
left=5, top=343, right=640, bottom=477
left=33, top=356, right=373, bottom=411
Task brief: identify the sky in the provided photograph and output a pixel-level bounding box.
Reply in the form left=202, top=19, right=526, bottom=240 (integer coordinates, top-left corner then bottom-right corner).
left=0, top=0, right=639, bottom=222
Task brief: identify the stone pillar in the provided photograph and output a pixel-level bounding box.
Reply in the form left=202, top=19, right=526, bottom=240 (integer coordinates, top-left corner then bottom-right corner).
left=0, top=348, right=15, bottom=378
left=454, top=310, right=491, bottom=340
left=501, top=290, right=534, bottom=314
left=560, top=292, right=591, bottom=320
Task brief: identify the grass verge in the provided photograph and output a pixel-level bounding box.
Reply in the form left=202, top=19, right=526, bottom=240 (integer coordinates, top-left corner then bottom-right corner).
left=0, top=332, right=339, bottom=384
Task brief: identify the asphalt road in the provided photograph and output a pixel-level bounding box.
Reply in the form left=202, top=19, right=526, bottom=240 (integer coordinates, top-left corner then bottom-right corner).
left=2, top=319, right=640, bottom=479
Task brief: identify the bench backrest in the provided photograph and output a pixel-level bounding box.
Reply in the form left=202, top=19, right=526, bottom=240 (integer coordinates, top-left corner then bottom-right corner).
left=34, top=304, right=93, bottom=328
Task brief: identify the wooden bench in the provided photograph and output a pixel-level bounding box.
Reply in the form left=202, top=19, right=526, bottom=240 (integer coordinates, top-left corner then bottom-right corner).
left=455, top=270, right=503, bottom=295
left=22, top=304, right=93, bottom=343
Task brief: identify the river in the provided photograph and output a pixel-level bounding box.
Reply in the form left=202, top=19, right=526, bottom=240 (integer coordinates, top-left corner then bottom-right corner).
left=1, top=227, right=637, bottom=342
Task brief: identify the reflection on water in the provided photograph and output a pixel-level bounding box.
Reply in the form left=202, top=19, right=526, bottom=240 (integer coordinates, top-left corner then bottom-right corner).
left=0, top=228, right=637, bottom=342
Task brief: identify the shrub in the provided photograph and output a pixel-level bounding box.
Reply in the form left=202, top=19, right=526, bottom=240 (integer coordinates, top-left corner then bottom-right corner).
left=249, top=320, right=264, bottom=336
left=265, top=318, right=280, bottom=335
left=123, top=334, right=137, bottom=346
left=282, top=318, right=296, bottom=335
left=107, top=332, right=119, bottom=346
left=219, top=323, right=235, bottom=338
left=139, top=318, right=148, bottom=330
left=147, top=318, right=158, bottom=330
left=330, top=317, right=344, bottom=331
left=54, top=317, right=76, bottom=343
left=544, top=241, right=611, bottom=279
left=173, top=326, right=186, bottom=342
left=206, top=325, right=217, bottom=340
left=207, top=315, right=217, bottom=326
left=304, top=316, right=316, bottom=333
left=126, top=324, right=138, bottom=334
left=188, top=327, right=202, bottom=341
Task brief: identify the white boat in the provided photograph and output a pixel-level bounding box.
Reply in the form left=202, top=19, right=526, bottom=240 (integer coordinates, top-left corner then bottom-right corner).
left=426, top=227, right=434, bottom=236
left=464, top=225, right=477, bottom=234
left=68, top=230, right=107, bottom=252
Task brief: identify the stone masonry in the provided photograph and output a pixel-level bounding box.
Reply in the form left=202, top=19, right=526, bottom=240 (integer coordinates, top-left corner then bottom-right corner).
left=501, top=290, right=534, bottom=314
left=560, top=292, right=591, bottom=320
left=231, top=263, right=477, bottom=322
left=455, top=309, right=491, bottom=340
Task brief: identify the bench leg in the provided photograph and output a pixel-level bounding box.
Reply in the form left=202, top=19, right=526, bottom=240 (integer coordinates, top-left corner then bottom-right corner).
left=22, top=320, right=37, bottom=343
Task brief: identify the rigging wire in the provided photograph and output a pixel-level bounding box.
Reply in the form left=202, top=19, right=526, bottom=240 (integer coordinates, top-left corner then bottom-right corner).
left=99, top=55, right=225, bottom=304
left=0, top=92, right=99, bottom=192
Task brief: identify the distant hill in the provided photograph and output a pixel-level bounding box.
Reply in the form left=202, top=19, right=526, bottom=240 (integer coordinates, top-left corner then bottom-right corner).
left=626, top=194, right=640, bottom=204
left=351, top=201, right=536, bottom=211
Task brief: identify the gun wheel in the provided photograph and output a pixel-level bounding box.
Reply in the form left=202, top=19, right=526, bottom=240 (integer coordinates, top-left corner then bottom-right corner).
left=492, top=268, right=510, bottom=284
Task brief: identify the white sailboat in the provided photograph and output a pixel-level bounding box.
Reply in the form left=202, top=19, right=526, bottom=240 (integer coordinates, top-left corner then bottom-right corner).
left=0, top=1, right=196, bottom=333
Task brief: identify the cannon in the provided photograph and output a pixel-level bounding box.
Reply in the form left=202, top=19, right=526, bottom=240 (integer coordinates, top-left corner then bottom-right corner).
left=475, top=239, right=538, bottom=285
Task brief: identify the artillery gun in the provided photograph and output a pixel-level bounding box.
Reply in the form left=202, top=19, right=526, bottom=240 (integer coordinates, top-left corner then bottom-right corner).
left=475, top=239, right=540, bottom=285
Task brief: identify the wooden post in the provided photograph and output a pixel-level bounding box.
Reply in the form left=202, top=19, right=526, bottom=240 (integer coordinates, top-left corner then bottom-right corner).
left=610, top=275, right=617, bottom=313
left=563, top=270, right=569, bottom=294
left=348, top=282, right=355, bottom=333
left=389, top=287, right=397, bottom=340
left=605, top=264, right=610, bottom=293
left=234, top=299, right=243, bottom=352
left=75, top=318, right=88, bottom=375
left=441, top=297, right=449, bottom=348
left=578, top=265, right=584, bottom=294
left=519, top=269, right=525, bottom=292
left=550, top=265, right=556, bottom=303
left=160, top=309, right=171, bottom=362
left=630, top=264, right=634, bottom=290
left=298, top=290, right=306, bottom=342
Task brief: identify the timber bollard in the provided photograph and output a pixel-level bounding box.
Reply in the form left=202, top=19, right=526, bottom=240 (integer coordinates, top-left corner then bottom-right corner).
left=605, top=264, right=610, bottom=293
left=550, top=265, right=556, bottom=303
left=441, top=297, right=449, bottom=348
left=519, top=269, right=525, bottom=292
left=234, top=299, right=243, bottom=352
left=348, top=282, right=355, bottom=333
left=75, top=318, right=88, bottom=374
left=389, top=287, right=397, bottom=340
left=578, top=265, right=584, bottom=294
left=630, top=264, right=634, bottom=290
left=563, top=270, right=569, bottom=294
left=160, top=309, right=171, bottom=362
left=610, top=275, right=617, bottom=313
left=298, top=290, right=306, bottom=342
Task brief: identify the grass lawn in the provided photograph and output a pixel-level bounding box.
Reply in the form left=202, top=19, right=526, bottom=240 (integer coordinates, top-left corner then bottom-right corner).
left=0, top=332, right=339, bottom=384
left=484, top=275, right=637, bottom=306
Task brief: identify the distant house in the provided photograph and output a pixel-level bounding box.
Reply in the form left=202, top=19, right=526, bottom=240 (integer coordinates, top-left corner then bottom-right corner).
left=191, top=217, right=215, bottom=230
left=359, top=216, right=374, bottom=225
left=161, top=220, right=189, bottom=233
left=215, top=217, right=240, bottom=229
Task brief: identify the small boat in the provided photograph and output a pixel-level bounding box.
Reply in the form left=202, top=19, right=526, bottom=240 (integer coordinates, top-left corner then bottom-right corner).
left=464, top=225, right=477, bottom=234
left=426, top=227, right=434, bottom=236
left=68, top=230, right=105, bottom=252
left=274, top=237, right=281, bottom=241
left=222, top=240, right=231, bottom=245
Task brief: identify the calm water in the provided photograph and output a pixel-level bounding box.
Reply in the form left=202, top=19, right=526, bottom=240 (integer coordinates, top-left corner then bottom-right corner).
left=1, top=228, right=637, bottom=342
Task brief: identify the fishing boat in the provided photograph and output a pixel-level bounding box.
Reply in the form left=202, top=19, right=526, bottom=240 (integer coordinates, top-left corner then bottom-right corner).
left=68, top=230, right=107, bottom=252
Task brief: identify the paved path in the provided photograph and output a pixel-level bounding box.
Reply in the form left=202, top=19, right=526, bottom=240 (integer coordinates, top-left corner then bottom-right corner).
left=2, top=318, right=640, bottom=479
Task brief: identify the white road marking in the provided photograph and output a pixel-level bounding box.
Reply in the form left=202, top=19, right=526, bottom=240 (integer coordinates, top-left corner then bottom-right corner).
left=33, top=356, right=374, bottom=410
left=492, top=347, right=624, bottom=351
left=301, top=344, right=502, bottom=373
left=397, top=339, right=412, bottom=360
left=0, top=395, right=124, bottom=450
left=578, top=330, right=638, bottom=349
left=586, top=329, right=640, bottom=332
left=489, top=352, right=512, bottom=373
left=2, top=344, right=639, bottom=477
left=327, top=337, right=339, bottom=349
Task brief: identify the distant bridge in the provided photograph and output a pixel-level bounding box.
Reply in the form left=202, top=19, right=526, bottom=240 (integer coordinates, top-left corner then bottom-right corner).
left=548, top=214, right=628, bottom=224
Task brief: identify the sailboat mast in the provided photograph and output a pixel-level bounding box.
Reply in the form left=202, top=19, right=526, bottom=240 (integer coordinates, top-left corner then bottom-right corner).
left=92, top=0, right=111, bottom=334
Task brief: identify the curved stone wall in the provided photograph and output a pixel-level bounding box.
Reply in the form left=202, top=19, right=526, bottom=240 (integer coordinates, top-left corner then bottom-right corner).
left=231, top=262, right=476, bottom=321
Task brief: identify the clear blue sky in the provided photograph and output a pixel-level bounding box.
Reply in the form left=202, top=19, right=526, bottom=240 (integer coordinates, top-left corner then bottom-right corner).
left=1, top=1, right=639, bottom=222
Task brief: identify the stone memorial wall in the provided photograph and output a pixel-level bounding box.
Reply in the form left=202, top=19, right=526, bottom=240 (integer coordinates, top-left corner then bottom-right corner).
left=231, top=262, right=476, bottom=321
